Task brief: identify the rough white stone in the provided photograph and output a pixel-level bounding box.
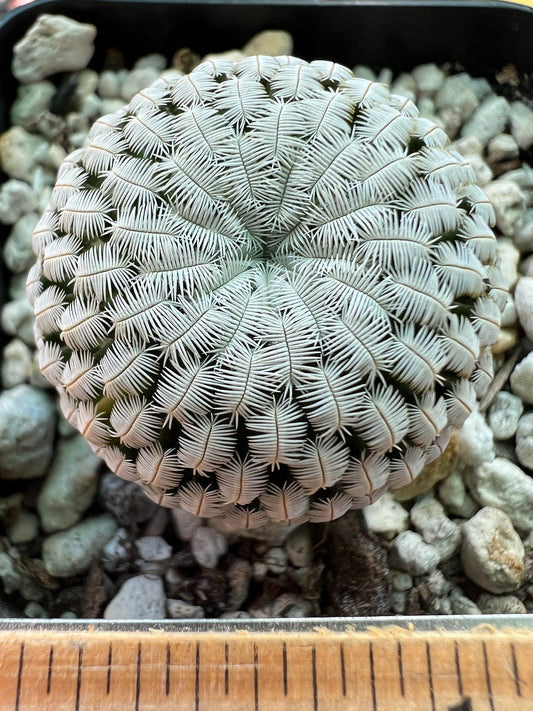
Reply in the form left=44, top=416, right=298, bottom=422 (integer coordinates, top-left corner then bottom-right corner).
left=2, top=298, right=35, bottom=345
left=449, top=587, right=481, bottom=615
left=514, top=277, right=533, bottom=342
left=10, top=81, right=56, bottom=129
left=477, top=593, right=527, bottom=614
left=190, top=526, right=227, bottom=568
left=462, top=95, right=511, bottom=146
left=516, top=413, right=533, bottom=470
left=102, top=528, right=134, bottom=573
left=410, top=497, right=461, bottom=561
left=37, top=435, right=102, bottom=532
left=242, top=30, right=293, bottom=57
left=484, top=183, right=527, bottom=237
left=510, top=101, right=533, bottom=150
left=133, top=53, right=167, bottom=71
left=170, top=508, right=203, bottom=541
left=389, top=531, right=440, bottom=575
left=456, top=408, right=495, bottom=466
left=363, top=491, right=409, bottom=540
left=285, top=525, right=313, bottom=568
left=104, top=575, right=166, bottom=619
left=120, top=67, right=160, bottom=102
left=463, top=153, right=493, bottom=186
left=0, top=385, right=55, bottom=479
left=265, top=546, right=288, bottom=575
left=465, top=457, right=533, bottom=530
left=461, top=507, right=524, bottom=593
left=438, top=470, right=479, bottom=519
left=135, top=536, right=173, bottom=562
left=97, top=70, right=122, bottom=99
left=500, top=293, right=517, bottom=328
left=0, top=126, right=48, bottom=182
left=511, top=352, right=533, bottom=404
left=390, top=569, right=413, bottom=592
left=514, top=210, right=533, bottom=252
left=0, top=180, right=38, bottom=225
left=167, top=599, right=205, bottom=619
left=487, top=133, right=519, bottom=164
left=412, top=63, right=445, bottom=94
left=7, top=510, right=39, bottom=544
left=43, top=514, right=118, bottom=577
left=12, top=14, right=96, bottom=83
left=487, top=391, right=524, bottom=440
left=3, top=212, right=40, bottom=274
left=435, top=75, right=479, bottom=122
left=1, top=338, right=32, bottom=388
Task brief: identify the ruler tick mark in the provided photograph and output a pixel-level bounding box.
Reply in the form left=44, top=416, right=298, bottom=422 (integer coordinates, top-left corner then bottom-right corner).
left=482, top=641, right=495, bottom=711
left=510, top=643, right=522, bottom=696
left=454, top=641, right=463, bottom=698
left=426, top=642, right=435, bottom=711
left=397, top=642, right=404, bottom=696
left=75, top=647, right=83, bottom=711
left=312, top=645, right=318, bottom=711
left=135, top=642, right=141, bottom=711
left=282, top=642, right=288, bottom=695
left=166, top=642, right=170, bottom=695
left=369, top=642, right=377, bottom=711
left=254, top=642, right=259, bottom=711
left=46, top=646, right=53, bottom=694
left=225, top=641, right=229, bottom=695
left=15, top=643, right=24, bottom=711
left=106, top=644, right=112, bottom=694
left=195, top=641, right=200, bottom=711
left=340, top=642, right=346, bottom=696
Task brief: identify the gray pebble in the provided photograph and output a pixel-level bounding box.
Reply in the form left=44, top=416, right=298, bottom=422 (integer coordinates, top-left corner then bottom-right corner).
left=3, top=212, right=40, bottom=273
left=133, top=53, right=167, bottom=71
left=511, top=352, right=533, bottom=404
left=2, top=338, right=32, bottom=389
left=391, top=569, right=413, bottom=592
left=513, top=210, right=533, bottom=253
left=500, top=293, right=517, bottom=327
left=7, top=510, right=39, bottom=544
left=352, top=65, right=376, bottom=81
left=104, top=574, right=166, bottom=619
left=285, top=524, right=313, bottom=567
left=219, top=611, right=253, bottom=620
left=496, top=237, right=520, bottom=289
left=24, top=601, right=48, bottom=618
left=271, top=593, right=314, bottom=618
left=449, top=587, right=481, bottom=615
left=226, top=558, right=252, bottom=612
left=389, top=531, right=440, bottom=576
left=0, top=550, right=46, bottom=600
left=190, top=526, right=227, bottom=568
left=170, top=508, right=203, bottom=541
left=502, top=164, right=533, bottom=205
left=2, top=298, right=36, bottom=346
left=121, top=68, right=160, bottom=102
left=102, top=528, right=134, bottom=573
left=390, top=590, right=407, bottom=614
left=477, top=592, right=527, bottom=614
left=516, top=412, right=533, bottom=470
left=484, top=182, right=526, bottom=237
left=43, top=514, right=118, bottom=577
left=37, top=435, right=102, bottom=532
left=0, top=384, right=55, bottom=479
left=465, top=457, right=533, bottom=530
left=461, top=507, right=524, bottom=593
left=412, top=63, right=445, bottom=95
left=264, top=546, right=288, bottom=575
left=463, top=154, right=493, bottom=186
left=135, top=536, right=172, bottom=562
left=167, top=598, right=205, bottom=619
left=10, top=81, right=56, bottom=129
left=410, top=497, right=461, bottom=561
left=514, top=276, right=533, bottom=342
left=97, top=70, right=122, bottom=99
left=363, top=491, right=409, bottom=540
left=99, top=472, right=159, bottom=525
left=510, top=101, right=533, bottom=150
left=12, top=14, right=96, bottom=83
left=438, top=470, right=479, bottom=519
left=0, top=179, right=37, bottom=224
left=462, top=95, right=511, bottom=146
left=487, top=391, right=524, bottom=440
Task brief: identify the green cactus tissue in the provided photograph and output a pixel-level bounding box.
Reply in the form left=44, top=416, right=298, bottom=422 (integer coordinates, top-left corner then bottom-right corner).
left=27, top=56, right=505, bottom=527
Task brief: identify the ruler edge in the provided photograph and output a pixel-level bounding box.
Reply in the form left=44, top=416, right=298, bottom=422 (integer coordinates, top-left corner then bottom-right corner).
left=0, top=614, right=532, bottom=636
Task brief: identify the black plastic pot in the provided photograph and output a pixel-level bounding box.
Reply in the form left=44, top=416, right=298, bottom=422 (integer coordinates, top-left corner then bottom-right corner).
left=0, top=0, right=532, bottom=330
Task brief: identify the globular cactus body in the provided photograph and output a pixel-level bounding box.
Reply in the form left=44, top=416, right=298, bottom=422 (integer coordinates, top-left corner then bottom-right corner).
left=27, top=56, right=504, bottom=527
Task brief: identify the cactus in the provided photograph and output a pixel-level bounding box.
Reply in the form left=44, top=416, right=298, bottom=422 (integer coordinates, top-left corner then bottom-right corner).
left=27, top=56, right=505, bottom=527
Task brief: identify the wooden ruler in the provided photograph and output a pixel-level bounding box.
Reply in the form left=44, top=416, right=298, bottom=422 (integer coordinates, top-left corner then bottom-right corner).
left=0, top=617, right=532, bottom=710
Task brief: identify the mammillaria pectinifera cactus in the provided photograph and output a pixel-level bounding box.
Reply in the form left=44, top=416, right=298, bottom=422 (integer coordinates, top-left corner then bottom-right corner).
left=27, top=56, right=505, bottom=528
